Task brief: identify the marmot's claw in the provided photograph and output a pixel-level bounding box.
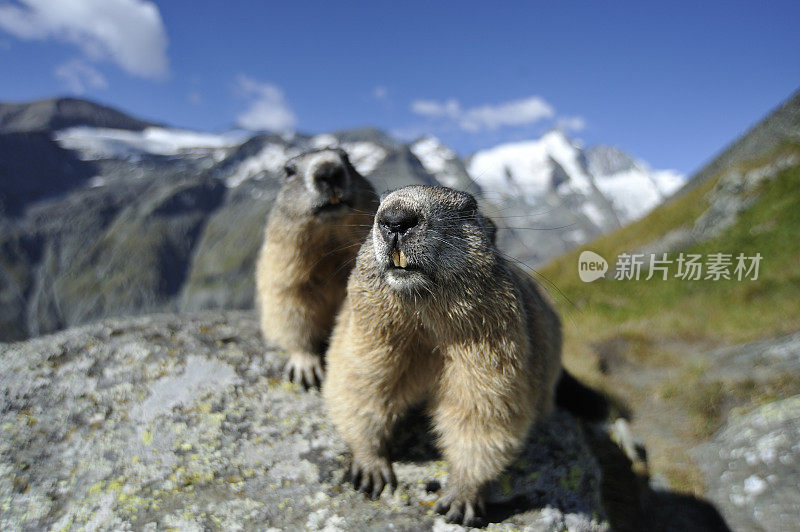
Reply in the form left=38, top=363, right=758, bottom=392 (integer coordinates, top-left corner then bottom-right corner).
left=434, top=490, right=486, bottom=527
left=349, top=457, right=396, bottom=500
left=284, top=354, right=324, bottom=389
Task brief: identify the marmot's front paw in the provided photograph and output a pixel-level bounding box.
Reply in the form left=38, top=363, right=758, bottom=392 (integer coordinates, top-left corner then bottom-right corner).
left=349, top=456, right=397, bottom=500
left=284, top=352, right=324, bottom=389
left=434, top=488, right=486, bottom=527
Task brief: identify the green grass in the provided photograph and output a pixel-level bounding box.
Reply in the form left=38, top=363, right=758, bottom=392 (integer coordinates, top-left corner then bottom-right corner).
left=543, top=147, right=800, bottom=346
left=537, top=146, right=800, bottom=494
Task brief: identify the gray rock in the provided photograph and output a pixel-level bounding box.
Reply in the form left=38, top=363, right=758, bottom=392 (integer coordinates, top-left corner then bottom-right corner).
left=0, top=97, right=156, bottom=134
left=0, top=312, right=608, bottom=531
left=695, top=395, right=800, bottom=532
left=583, top=146, right=637, bottom=177
left=0, top=131, right=98, bottom=216
left=179, top=180, right=278, bottom=312
left=636, top=154, right=799, bottom=257
left=691, top=154, right=799, bottom=242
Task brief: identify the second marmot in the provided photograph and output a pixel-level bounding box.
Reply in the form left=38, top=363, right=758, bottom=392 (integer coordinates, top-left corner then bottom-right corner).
left=256, top=148, right=377, bottom=387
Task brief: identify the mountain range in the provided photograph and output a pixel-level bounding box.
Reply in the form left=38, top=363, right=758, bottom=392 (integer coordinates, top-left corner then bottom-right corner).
left=0, top=97, right=682, bottom=341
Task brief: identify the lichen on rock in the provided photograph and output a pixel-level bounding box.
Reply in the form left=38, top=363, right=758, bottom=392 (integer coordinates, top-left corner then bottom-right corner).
left=695, top=394, right=800, bottom=532
left=0, top=311, right=607, bottom=530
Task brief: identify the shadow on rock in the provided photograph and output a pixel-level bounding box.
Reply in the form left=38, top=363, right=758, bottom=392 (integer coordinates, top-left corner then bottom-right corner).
left=381, top=406, right=609, bottom=528
left=583, top=422, right=731, bottom=532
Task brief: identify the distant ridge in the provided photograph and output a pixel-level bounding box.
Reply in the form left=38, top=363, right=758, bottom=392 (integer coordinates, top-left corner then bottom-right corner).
left=0, top=97, right=158, bottom=134
left=0, top=96, right=684, bottom=341
left=679, top=88, right=800, bottom=193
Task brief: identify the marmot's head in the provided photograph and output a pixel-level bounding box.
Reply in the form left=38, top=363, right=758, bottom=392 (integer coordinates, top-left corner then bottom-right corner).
left=371, top=186, right=498, bottom=296
left=278, top=148, right=372, bottom=219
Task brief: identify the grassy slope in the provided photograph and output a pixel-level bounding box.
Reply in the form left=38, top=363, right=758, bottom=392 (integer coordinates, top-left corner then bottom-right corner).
left=538, top=145, right=800, bottom=492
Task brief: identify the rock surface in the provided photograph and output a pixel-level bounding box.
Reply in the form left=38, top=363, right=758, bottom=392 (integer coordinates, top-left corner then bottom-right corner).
left=0, top=312, right=608, bottom=531
left=695, top=395, right=800, bottom=532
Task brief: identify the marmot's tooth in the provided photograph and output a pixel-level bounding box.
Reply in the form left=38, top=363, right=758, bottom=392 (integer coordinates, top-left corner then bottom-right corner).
left=399, top=250, right=408, bottom=269
left=330, top=193, right=340, bottom=205
left=392, top=251, right=401, bottom=268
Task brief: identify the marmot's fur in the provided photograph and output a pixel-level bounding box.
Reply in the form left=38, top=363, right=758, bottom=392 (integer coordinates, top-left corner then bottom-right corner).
left=256, top=148, right=377, bottom=387
left=322, top=185, right=562, bottom=526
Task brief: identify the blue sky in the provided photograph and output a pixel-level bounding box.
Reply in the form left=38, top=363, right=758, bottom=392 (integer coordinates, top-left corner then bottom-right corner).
left=1, top=1, right=799, bottom=175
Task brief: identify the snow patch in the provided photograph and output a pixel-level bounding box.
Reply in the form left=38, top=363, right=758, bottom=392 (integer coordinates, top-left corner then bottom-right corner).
left=581, top=202, right=607, bottom=228
left=411, top=136, right=462, bottom=187
left=469, top=131, right=685, bottom=227
left=593, top=166, right=683, bottom=221
left=226, top=143, right=298, bottom=188
left=341, top=142, right=387, bottom=175
left=306, top=136, right=388, bottom=175
left=55, top=126, right=246, bottom=160
left=411, top=136, right=456, bottom=175
left=311, top=134, right=338, bottom=149
left=468, top=130, right=592, bottom=196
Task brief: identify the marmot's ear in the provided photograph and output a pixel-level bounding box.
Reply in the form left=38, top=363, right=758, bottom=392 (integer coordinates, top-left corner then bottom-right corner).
left=379, top=189, right=396, bottom=203
left=283, top=163, right=297, bottom=180
left=483, top=216, right=498, bottom=245
left=335, top=148, right=352, bottom=165
left=458, top=191, right=478, bottom=213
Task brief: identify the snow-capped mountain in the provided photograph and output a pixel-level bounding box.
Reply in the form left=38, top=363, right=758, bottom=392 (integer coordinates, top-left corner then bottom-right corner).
left=411, top=131, right=683, bottom=264
left=0, top=97, right=683, bottom=341
left=585, top=145, right=683, bottom=222
left=467, top=130, right=682, bottom=227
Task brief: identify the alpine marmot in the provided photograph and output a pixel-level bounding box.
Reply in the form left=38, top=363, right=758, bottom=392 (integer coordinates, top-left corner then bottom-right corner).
left=322, top=185, right=562, bottom=526
left=256, top=148, right=378, bottom=387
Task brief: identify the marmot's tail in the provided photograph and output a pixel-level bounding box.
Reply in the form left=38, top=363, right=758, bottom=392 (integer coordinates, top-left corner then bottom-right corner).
left=555, top=370, right=609, bottom=422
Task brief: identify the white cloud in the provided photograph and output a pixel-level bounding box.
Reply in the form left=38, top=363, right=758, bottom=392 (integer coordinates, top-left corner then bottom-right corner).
left=0, top=0, right=169, bottom=79
left=410, top=95, right=555, bottom=132
left=557, top=115, right=587, bottom=132
left=54, top=58, right=108, bottom=93
left=235, top=75, right=297, bottom=132
left=411, top=98, right=461, bottom=118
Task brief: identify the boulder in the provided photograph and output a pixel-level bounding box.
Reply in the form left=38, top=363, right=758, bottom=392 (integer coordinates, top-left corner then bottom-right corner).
left=695, top=395, right=800, bottom=532
left=0, top=312, right=608, bottom=531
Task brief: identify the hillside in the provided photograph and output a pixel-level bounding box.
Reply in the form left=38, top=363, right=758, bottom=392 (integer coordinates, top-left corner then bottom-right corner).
left=539, top=89, right=800, bottom=531
left=0, top=97, right=157, bottom=133
left=678, top=88, right=800, bottom=193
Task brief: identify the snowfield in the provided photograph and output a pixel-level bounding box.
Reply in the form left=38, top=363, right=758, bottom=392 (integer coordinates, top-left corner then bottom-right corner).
left=55, top=124, right=683, bottom=232
left=593, top=167, right=683, bottom=220
left=55, top=126, right=247, bottom=159
left=468, top=130, right=683, bottom=225
left=468, top=131, right=594, bottom=196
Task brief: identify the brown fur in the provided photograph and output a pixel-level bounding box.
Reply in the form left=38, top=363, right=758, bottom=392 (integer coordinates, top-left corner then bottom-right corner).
left=255, top=148, right=377, bottom=387
left=322, top=185, right=562, bottom=526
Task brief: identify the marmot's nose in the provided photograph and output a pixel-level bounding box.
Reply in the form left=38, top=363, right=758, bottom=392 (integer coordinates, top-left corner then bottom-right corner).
left=312, top=161, right=346, bottom=190
left=378, top=208, right=419, bottom=242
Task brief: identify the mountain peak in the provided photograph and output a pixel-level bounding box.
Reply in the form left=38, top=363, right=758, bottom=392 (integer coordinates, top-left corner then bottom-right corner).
left=0, top=97, right=158, bottom=134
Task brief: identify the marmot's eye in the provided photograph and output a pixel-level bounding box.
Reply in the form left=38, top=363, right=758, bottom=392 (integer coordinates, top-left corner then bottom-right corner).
left=284, top=164, right=297, bottom=178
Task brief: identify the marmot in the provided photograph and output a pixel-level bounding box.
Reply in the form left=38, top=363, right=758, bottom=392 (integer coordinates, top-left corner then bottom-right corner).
left=322, top=185, right=562, bottom=527
left=256, top=148, right=378, bottom=387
